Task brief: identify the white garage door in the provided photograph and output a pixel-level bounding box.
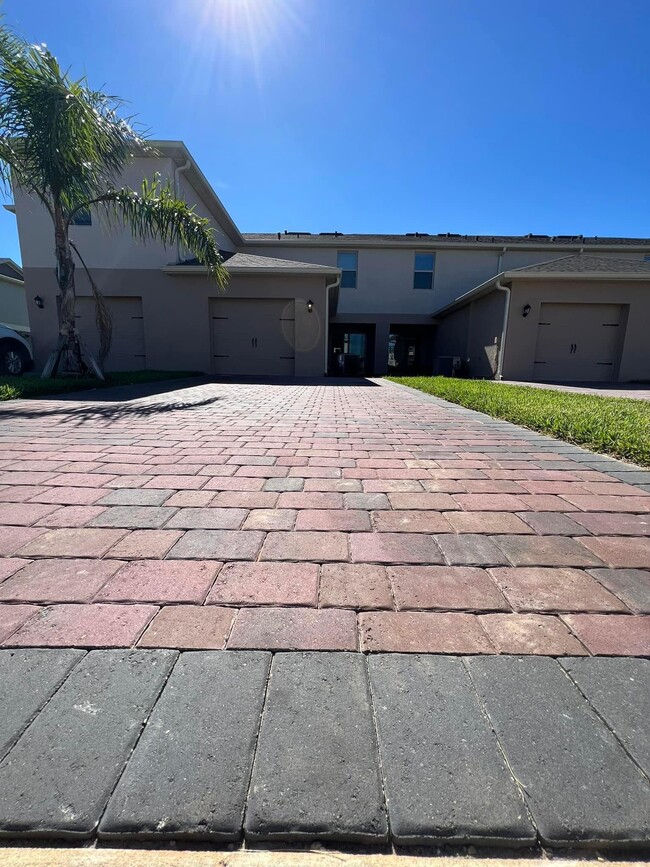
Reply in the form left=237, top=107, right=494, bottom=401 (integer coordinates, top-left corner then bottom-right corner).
left=75, top=296, right=146, bottom=371
left=211, top=298, right=295, bottom=376
left=533, top=303, right=623, bottom=382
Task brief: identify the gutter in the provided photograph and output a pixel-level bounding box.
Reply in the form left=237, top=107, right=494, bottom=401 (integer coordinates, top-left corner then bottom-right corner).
left=494, top=279, right=511, bottom=381
left=323, top=274, right=341, bottom=375
left=174, top=158, right=191, bottom=263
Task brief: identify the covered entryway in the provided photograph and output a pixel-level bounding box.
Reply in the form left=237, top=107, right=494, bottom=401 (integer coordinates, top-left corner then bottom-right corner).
left=532, top=303, right=624, bottom=382
left=75, top=296, right=146, bottom=371
left=329, top=324, right=375, bottom=376
left=210, top=298, right=295, bottom=376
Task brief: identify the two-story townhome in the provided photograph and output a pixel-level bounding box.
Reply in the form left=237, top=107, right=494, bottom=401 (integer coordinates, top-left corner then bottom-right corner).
left=11, top=140, right=650, bottom=382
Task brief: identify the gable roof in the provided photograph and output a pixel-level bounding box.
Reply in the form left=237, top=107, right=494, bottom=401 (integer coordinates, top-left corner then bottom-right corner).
left=225, top=252, right=339, bottom=273
left=163, top=251, right=340, bottom=276
left=434, top=254, right=650, bottom=317
left=508, top=254, right=650, bottom=275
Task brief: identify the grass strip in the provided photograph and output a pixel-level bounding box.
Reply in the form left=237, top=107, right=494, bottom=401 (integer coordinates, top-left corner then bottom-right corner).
left=0, top=370, right=202, bottom=401
left=387, top=376, right=650, bottom=467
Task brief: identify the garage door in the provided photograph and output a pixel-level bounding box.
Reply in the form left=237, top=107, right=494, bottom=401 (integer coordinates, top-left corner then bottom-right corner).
left=532, top=303, right=623, bottom=382
left=75, top=296, right=146, bottom=371
left=210, top=298, right=295, bottom=376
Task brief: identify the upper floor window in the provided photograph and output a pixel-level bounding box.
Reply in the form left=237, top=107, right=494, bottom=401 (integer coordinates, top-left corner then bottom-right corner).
left=413, top=252, right=435, bottom=289
left=70, top=208, right=92, bottom=226
left=644, top=255, right=650, bottom=262
left=337, top=251, right=358, bottom=288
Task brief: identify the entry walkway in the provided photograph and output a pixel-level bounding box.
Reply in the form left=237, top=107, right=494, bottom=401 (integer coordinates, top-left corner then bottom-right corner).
left=0, top=379, right=648, bottom=850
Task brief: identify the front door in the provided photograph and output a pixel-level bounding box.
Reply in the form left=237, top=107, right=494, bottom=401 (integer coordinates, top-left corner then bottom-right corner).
left=330, top=327, right=373, bottom=376
left=533, top=303, right=623, bottom=382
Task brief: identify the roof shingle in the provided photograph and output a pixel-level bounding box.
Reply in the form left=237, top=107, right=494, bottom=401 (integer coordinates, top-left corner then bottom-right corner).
left=510, top=254, right=650, bottom=275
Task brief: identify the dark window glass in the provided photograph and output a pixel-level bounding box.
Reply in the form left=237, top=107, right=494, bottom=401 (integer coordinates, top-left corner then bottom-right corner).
left=337, top=251, right=358, bottom=288
left=413, top=270, right=433, bottom=290
left=337, top=251, right=357, bottom=270
left=414, top=253, right=434, bottom=271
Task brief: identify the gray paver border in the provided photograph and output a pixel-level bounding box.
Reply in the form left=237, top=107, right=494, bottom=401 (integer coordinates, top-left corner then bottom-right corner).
left=0, top=649, right=647, bottom=851
left=376, top=378, right=650, bottom=489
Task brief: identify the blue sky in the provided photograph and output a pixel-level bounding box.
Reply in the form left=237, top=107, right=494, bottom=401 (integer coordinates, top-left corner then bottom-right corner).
left=2, top=0, right=650, bottom=263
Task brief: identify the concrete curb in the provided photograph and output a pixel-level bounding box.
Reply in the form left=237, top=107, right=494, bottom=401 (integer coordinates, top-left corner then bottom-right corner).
left=2, top=851, right=649, bottom=867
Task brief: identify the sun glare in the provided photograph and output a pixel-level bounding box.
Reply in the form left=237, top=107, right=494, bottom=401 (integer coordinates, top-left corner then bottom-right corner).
left=180, top=0, right=302, bottom=58
left=167, top=0, right=304, bottom=97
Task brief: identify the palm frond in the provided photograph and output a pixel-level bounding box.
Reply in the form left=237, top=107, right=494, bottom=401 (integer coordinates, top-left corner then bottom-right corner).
left=0, top=24, right=150, bottom=211
left=87, top=176, right=228, bottom=288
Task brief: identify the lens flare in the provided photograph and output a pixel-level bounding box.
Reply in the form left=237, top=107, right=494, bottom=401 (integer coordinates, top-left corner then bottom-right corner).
left=165, top=0, right=306, bottom=105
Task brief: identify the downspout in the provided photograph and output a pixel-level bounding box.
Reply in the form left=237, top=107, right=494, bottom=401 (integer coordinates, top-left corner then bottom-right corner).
left=494, top=278, right=511, bottom=381
left=174, top=158, right=191, bottom=263
left=324, top=274, right=341, bottom=375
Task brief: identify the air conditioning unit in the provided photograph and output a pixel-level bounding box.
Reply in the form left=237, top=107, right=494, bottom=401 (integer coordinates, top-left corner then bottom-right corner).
left=434, top=356, right=462, bottom=376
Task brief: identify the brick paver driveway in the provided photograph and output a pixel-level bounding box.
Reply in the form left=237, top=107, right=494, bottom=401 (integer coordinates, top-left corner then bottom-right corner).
left=0, top=378, right=648, bottom=655
left=0, top=379, right=649, bottom=850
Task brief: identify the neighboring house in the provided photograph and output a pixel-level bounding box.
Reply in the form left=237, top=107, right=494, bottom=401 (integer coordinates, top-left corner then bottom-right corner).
left=10, top=140, right=650, bottom=382
left=0, top=258, right=28, bottom=337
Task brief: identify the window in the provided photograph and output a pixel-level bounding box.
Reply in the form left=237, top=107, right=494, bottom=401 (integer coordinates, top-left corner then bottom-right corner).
left=413, top=252, right=435, bottom=289
left=337, top=251, right=358, bottom=288
left=644, top=255, right=650, bottom=262
left=70, top=208, right=92, bottom=226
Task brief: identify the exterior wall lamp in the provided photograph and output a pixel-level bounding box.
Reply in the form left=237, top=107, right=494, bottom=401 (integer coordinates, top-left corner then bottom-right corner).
left=34, top=295, right=44, bottom=309
left=522, top=304, right=531, bottom=318
left=307, top=299, right=314, bottom=313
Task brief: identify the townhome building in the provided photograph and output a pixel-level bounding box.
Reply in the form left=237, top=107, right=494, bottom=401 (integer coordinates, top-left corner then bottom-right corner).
left=11, top=141, right=650, bottom=382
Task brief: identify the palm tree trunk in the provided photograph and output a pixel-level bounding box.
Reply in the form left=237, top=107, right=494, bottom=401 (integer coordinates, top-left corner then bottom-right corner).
left=53, top=205, right=84, bottom=375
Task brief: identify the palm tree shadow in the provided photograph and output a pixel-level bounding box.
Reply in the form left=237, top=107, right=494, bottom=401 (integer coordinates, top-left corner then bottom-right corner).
left=0, top=395, right=223, bottom=426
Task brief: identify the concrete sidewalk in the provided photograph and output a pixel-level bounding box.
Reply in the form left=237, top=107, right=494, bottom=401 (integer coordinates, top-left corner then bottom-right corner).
left=498, top=380, right=650, bottom=400
left=5, top=853, right=647, bottom=867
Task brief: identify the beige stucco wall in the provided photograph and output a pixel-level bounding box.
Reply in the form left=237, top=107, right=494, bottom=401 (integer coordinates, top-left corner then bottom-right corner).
left=433, top=293, right=504, bottom=378
left=0, top=277, right=29, bottom=334
left=13, top=156, right=237, bottom=273
left=23, top=267, right=328, bottom=377
left=502, top=278, right=650, bottom=382
left=433, top=306, right=470, bottom=359
left=466, top=291, right=505, bottom=378
left=244, top=243, right=647, bottom=315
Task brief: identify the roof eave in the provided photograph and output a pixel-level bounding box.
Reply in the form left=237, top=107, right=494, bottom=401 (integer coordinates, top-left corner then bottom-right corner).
left=434, top=268, right=650, bottom=318
left=433, top=274, right=506, bottom=317
left=505, top=271, right=650, bottom=280
left=162, top=265, right=340, bottom=276
left=150, top=140, right=245, bottom=247
left=243, top=238, right=650, bottom=252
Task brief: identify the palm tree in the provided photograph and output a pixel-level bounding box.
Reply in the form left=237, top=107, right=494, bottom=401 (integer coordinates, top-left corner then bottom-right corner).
left=0, top=25, right=228, bottom=377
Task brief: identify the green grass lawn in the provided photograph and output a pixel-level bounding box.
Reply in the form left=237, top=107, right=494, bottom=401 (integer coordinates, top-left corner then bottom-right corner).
left=0, top=370, right=202, bottom=401
left=387, top=376, right=650, bottom=467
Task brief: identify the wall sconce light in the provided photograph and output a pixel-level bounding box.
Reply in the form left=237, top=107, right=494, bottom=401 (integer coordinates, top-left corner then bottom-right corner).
left=522, top=304, right=531, bottom=318
left=307, top=299, right=314, bottom=313
left=34, top=295, right=44, bottom=309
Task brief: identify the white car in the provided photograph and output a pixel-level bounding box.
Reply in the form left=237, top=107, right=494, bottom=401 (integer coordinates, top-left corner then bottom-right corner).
left=0, top=325, right=34, bottom=376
